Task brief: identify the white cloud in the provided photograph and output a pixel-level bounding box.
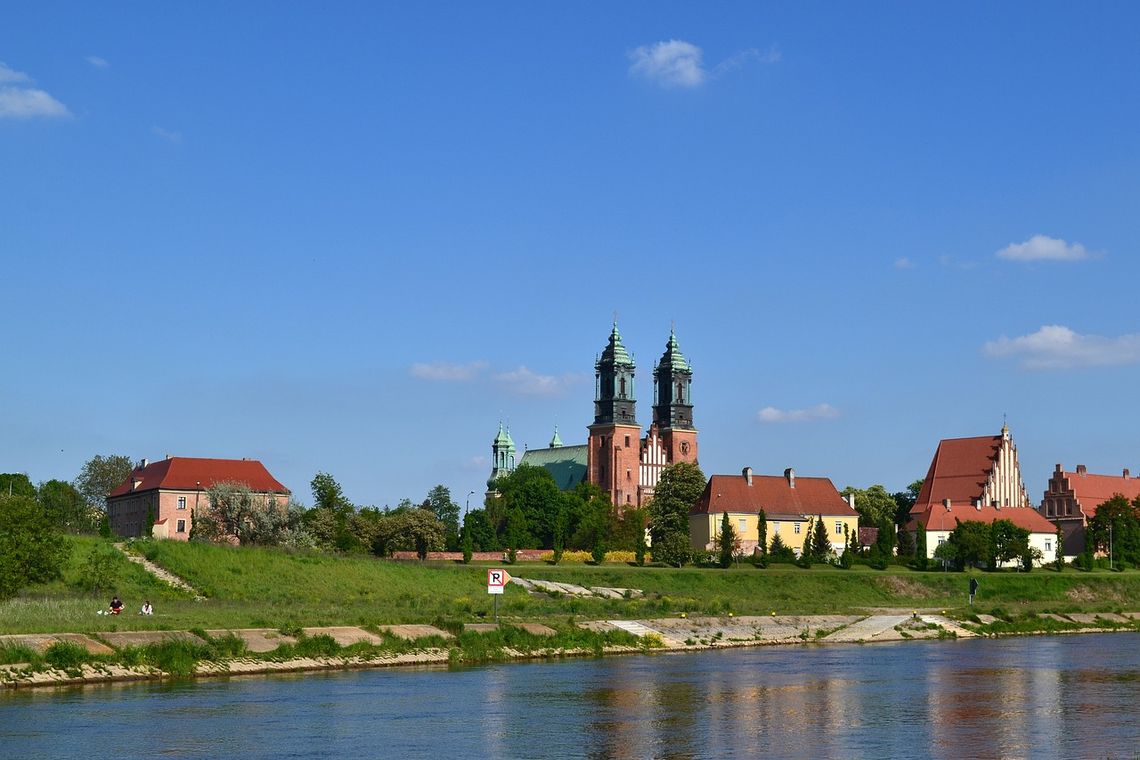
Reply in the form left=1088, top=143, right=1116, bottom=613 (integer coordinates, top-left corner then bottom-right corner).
left=628, top=40, right=780, bottom=89
left=0, top=87, right=70, bottom=119
left=0, top=62, right=31, bottom=83
left=629, top=40, right=707, bottom=88
left=996, top=234, right=1090, bottom=262
left=0, top=62, right=71, bottom=119
left=894, top=257, right=915, bottom=269
left=152, top=126, right=183, bottom=143
left=494, top=366, right=580, bottom=396
left=86, top=56, right=110, bottom=69
left=757, top=403, right=840, bottom=423
left=409, top=360, right=487, bottom=382
left=983, top=325, right=1140, bottom=370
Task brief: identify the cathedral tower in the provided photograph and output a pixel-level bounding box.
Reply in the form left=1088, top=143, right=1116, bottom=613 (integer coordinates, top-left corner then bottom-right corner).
left=652, top=329, right=698, bottom=466
left=485, top=421, right=516, bottom=498
left=587, top=323, right=642, bottom=507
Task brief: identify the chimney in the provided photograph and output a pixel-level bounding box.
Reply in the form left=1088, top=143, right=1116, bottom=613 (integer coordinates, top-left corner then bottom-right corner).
left=847, top=493, right=856, bottom=510
left=165, top=454, right=173, bottom=460
left=742, top=467, right=753, bottom=486
left=784, top=468, right=795, bottom=489
left=141, top=458, right=149, bottom=469
left=1124, top=468, right=1131, bottom=479
left=943, top=498, right=952, bottom=512
left=1077, top=464, right=1087, bottom=476
left=973, top=498, right=981, bottom=511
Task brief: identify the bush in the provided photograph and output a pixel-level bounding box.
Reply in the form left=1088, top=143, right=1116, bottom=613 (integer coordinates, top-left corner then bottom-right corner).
left=75, top=545, right=122, bottom=593
left=43, top=641, right=93, bottom=671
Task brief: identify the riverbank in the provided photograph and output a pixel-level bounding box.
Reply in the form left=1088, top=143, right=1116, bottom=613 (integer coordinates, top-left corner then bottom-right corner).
left=4, top=610, right=1139, bottom=690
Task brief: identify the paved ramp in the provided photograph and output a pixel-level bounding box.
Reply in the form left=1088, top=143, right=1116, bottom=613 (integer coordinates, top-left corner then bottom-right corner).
left=822, top=615, right=910, bottom=643
left=606, top=620, right=685, bottom=648
left=204, top=629, right=296, bottom=653
left=0, top=633, right=114, bottom=655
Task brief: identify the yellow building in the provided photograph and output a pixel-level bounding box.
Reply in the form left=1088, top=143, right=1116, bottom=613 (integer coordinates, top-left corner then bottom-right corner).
left=690, top=467, right=859, bottom=556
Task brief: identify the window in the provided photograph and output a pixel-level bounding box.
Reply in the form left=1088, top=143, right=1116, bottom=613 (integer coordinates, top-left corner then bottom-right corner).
left=176, top=519, right=186, bottom=533
left=1045, top=540, right=1052, bottom=552
left=626, top=469, right=631, bottom=481
left=794, top=523, right=801, bottom=534
left=835, top=521, right=843, bottom=535
left=625, top=435, right=630, bottom=448
left=177, top=496, right=187, bottom=510
left=937, top=538, right=946, bottom=546
left=739, top=519, right=747, bottom=532
left=773, top=523, right=779, bottom=533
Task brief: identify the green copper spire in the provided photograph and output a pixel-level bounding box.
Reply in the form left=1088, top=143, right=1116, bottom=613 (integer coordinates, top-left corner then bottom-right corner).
left=549, top=426, right=563, bottom=448
left=661, top=328, right=690, bottom=372
left=598, top=322, right=634, bottom=368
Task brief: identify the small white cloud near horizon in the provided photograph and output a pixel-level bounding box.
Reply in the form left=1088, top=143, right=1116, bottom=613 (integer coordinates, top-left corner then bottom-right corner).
left=894, top=257, right=915, bottom=269
left=996, top=234, right=1091, bottom=262
left=628, top=39, right=778, bottom=89
left=757, top=403, right=840, bottom=423
left=0, top=61, right=70, bottom=119
left=152, top=126, right=183, bottom=143
left=409, top=360, right=488, bottom=382
left=86, top=56, right=110, bottom=69
left=494, top=366, right=580, bottom=396
left=983, top=325, right=1140, bottom=370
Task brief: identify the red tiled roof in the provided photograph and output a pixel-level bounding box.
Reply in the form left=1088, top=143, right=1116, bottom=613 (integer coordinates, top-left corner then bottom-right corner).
left=912, top=435, right=1001, bottom=514
left=1061, top=471, right=1140, bottom=515
left=909, top=503, right=1056, bottom=534
left=108, top=457, right=290, bottom=498
left=693, top=473, right=856, bottom=518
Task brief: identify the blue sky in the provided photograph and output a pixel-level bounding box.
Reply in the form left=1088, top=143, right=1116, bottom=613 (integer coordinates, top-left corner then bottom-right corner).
left=3, top=2, right=1139, bottom=508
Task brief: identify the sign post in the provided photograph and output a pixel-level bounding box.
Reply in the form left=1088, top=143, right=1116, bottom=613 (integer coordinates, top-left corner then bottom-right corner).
left=487, top=568, right=511, bottom=624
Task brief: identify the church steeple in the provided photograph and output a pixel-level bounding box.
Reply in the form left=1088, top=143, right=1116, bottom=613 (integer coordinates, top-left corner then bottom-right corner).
left=487, top=421, right=516, bottom=491
left=594, top=322, right=637, bottom=426
left=653, top=328, right=694, bottom=430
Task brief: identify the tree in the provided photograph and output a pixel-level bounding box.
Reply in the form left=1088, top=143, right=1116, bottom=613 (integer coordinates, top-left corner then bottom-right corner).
left=192, top=482, right=307, bottom=546
left=892, top=479, right=924, bottom=525
left=756, top=508, right=768, bottom=558
left=717, top=512, right=738, bottom=568
left=0, top=473, right=36, bottom=500
left=943, top=519, right=993, bottom=570
left=1054, top=521, right=1065, bottom=571
left=307, top=472, right=358, bottom=551
left=634, top=526, right=647, bottom=566
left=463, top=507, right=498, bottom=552
left=492, top=464, right=564, bottom=548
left=461, top=520, right=473, bottom=564
left=1087, top=495, right=1140, bottom=566
left=311, top=471, right=352, bottom=511
left=810, top=513, right=832, bottom=562
left=838, top=524, right=854, bottom=569
left=372, top=509, right=446, bottom=558
left=75, top=544, right=121, bottom=593
left=990, top=519, right=1030, bottom=570
left=37, top=479, right=89, bottom=532
left=0, top=494, right=70, bottom=600
left=896, top=524, right=916, bottom=560
left=842, top=485, right=899, bottom=528
left=769, top=531, right=795, bottom=563
left=648, top=462, right=706, bottom=566
left=874, top=517, right=896, bottom=564
left=504, top=506, right=527, bottom=563
left=424, top=485, right=460, bottom=550
left=74, top=454, right=134, bottom=513
left=914, top=522, right=928, bottom=570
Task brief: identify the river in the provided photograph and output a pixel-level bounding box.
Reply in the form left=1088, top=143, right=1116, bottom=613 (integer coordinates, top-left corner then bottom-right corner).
left=2, top=633, right=1138, bottom=759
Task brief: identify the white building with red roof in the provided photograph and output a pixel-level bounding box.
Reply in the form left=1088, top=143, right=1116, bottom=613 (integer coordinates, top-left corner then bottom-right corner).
left=690, top=467, right=858, bottom=555
left=1040, top=464, right=1140, bottom=558
left=908, top=425, right=1057, bottom=566
left=107, top=456, right=290, bottom=540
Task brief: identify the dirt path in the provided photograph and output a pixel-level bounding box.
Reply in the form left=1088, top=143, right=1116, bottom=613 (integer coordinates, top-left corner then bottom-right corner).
left=113, top=543, right=206, bottom=600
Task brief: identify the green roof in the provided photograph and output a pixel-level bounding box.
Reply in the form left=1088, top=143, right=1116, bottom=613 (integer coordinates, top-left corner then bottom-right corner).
left=660, top=330, right=690, bottom=372
left=598, top=323, right=634, bottom=368
left=519, top=444, right=588, bottom=491
left=493, top=422, right=515, bottom=448
left=549, top=426, right=563, bottom=448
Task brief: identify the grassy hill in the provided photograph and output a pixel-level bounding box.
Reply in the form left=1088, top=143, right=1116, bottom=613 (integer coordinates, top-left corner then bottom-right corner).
left=3, top=536, right=1140, bottom=635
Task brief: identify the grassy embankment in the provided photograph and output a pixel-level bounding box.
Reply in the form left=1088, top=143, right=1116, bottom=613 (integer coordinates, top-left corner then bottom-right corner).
left=4, top=536, right=1140, bottom=638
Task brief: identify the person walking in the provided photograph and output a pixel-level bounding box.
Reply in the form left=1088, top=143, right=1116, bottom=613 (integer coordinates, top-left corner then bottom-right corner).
left=969, top=576, right=979, bottom=606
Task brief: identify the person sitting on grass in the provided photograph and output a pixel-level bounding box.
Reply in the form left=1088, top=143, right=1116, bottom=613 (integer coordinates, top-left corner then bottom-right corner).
left=140, top=600, right=153, bottom=615
left=109, top=596, right=123, bottom=615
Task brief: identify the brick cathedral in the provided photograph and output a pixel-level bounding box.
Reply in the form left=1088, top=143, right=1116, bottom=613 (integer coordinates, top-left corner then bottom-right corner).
left=487, top=323, right=698, bottom=508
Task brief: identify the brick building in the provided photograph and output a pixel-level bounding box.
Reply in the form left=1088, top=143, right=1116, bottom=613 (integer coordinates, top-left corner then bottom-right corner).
left=107, top=456, right=290, bottom=540
left=1040, top=464, right=1140, bottom=557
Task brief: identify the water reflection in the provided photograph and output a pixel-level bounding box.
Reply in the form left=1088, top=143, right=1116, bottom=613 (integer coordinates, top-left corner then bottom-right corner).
left=2, top=633, right=1138, bottom=759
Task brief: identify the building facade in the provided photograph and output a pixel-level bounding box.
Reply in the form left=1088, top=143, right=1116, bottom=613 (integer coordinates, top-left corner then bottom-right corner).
left=915, top=499, right=1060, bottom=567
left=488, top=324, right=698, bottom=508
left=107, top=456, right=291, bottom=540
left=1040, top=464, right=1140, bottom=557
left=690, top=466, right=859, bottom=555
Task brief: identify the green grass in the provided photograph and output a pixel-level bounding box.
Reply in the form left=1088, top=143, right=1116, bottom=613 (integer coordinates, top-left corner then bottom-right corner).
left=4, top=536, right=1140, bottom=636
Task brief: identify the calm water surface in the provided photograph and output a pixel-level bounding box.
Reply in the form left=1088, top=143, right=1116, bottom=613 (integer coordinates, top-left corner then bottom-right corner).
left=2, top=633, right=1138, bottom=759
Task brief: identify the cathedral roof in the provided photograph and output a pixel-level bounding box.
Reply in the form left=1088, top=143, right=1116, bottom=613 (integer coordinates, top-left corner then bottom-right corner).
left=519, top=445, right=588, bottom=491
left=912, top=435, right=1002, bottom=514
left=549, top=426, right=563, bottom=448
left=657, top=329, right=690, bottom=372
left=493, top=422, right=515, bottom=448
left=597, top=323, right=634, bottom=368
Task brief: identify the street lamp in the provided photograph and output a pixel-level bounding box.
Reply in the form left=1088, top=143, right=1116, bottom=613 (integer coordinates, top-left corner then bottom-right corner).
left=465, top=490, right=475, bottom=518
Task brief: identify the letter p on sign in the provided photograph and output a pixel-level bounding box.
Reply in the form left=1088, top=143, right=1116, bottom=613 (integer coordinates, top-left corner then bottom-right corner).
left=487, top=568, right=511, bottom=595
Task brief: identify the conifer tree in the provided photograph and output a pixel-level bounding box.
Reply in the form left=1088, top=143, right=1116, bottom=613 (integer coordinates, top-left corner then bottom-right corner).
left=914, top=521, right=928, bottom=570
left=1054, top=521, right=1064, bottom=571
left=811, top=514, right=831, bottom=561
left=717, top=511, right=737, bottom=568
left=769, top=531, right=792, bottom=563
left=757, top=508, right=768, bottom=557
